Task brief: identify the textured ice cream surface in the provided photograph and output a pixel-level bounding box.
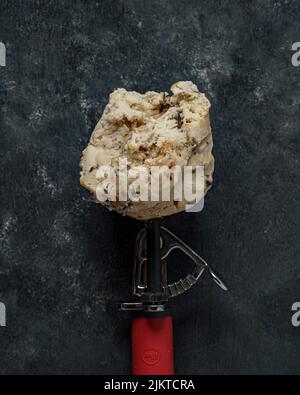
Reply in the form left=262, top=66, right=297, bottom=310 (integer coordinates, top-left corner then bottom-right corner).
left=80, top=81, right=214, bottom=220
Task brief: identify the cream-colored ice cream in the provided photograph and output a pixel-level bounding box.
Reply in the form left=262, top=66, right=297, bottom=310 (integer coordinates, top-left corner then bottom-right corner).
left=80, top=81, right=214, bottom=220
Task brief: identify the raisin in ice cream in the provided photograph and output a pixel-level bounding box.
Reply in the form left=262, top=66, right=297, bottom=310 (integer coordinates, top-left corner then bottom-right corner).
left=80, top=81, right=214, bottom=220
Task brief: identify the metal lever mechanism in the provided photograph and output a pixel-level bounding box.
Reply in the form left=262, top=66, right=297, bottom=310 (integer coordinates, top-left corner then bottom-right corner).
left=120, top=223, right=228, bottom=312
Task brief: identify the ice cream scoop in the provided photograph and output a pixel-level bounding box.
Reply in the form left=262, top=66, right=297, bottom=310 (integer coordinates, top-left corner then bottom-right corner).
left=80, top=81, right=214, bottom=220
left=80, top=82, right=228, bottom=376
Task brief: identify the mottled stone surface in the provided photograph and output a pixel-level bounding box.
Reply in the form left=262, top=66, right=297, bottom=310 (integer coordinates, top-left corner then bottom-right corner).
left=0, top=0, right=300, bottom=375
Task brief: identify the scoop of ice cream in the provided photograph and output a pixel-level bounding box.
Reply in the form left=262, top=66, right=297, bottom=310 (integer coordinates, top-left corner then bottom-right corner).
left=80, top=82, right=214, bottom=220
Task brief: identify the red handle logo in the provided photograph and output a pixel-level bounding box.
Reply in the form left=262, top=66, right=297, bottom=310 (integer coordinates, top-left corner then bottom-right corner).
left=142, top=349, right=161, bottom=366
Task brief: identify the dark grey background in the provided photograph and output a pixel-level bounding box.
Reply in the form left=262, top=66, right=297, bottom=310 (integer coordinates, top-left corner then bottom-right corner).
left=0, top=0, right=299, bottom=375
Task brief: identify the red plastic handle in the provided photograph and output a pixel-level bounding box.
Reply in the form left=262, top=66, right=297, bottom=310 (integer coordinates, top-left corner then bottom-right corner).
left=132, top=316, right=174, bottom=376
